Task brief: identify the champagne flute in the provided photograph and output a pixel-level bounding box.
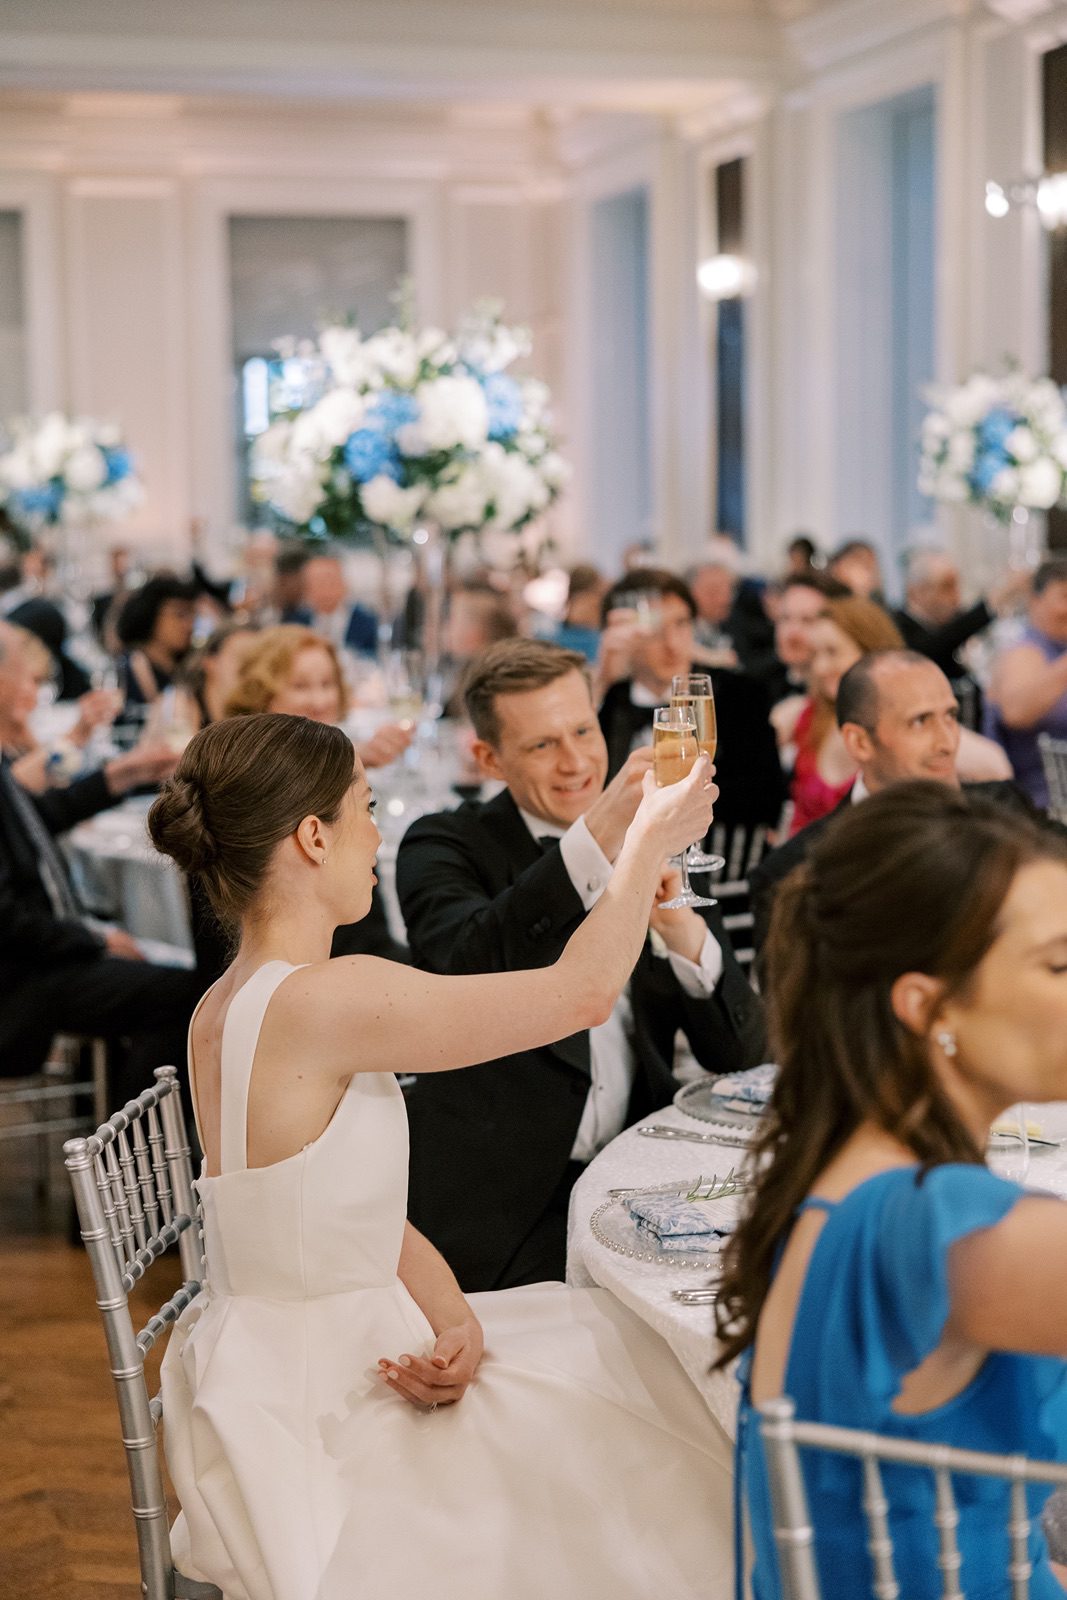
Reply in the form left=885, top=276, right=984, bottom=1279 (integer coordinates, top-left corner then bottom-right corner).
left=670, top=674, right=725, bottom=874
left=652, top=705, right=716, bottom=910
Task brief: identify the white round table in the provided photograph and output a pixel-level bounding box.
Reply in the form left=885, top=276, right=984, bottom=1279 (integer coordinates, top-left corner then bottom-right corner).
left=567, top=1101, right=744, bottom=1438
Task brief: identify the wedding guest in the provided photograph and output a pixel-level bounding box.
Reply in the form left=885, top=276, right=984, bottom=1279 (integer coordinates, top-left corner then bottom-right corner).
left=0, top=626, right=117, bottom=793
left=114, top=574, right=198, bottom=728
left=176, top=622, right=260, bottom=732
left=779, top=594, right=902, bottom=835
left=225, top=624, right=412, bottom=769
left=396, top=639, right=765, bottom=1290
left=894, top=549, right=1030, bottom=728
left=719, top=782, right=1067, bottom=1599
left=91, top=544, right=135, bottom=648
left=688, top=558, right=740, bottom=666
left=750, top=650, right=1043, bottom=951
left=827, top=536, right=884, bottom=600
left=150, top=709, right=733, bottom=1600
left=782, top=533, right=820, bottom=580
left=987, top=558, right=1067, bottom=808
left=187, top=622, right=410, bottom=976
left=597, top=568, right=785, bottom=829
left=544, top=564, right=606, bottom=662
left=765, top=571, right=848, bottom=717
left=294, top=549, right=378, bottom=655
left=3, top=588, right=91, bottom=700
left=274, top=543, right=311, bottom=623
left=439, top=582, right=518, bottom=715
left=0, top=621, right=200, bottom=1104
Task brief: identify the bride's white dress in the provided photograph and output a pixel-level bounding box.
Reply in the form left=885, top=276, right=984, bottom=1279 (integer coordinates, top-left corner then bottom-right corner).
left=162, top=961, right=734, bottom=1600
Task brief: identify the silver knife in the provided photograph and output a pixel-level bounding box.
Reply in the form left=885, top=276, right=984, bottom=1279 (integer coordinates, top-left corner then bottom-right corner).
left=638, top=1124, right=751, bottom=1148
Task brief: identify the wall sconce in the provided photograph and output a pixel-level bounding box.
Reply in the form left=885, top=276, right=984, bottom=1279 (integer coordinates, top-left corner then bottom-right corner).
left=985, top=173, right=1067, bottom=230
left=696, top=254, right=756, bottom=300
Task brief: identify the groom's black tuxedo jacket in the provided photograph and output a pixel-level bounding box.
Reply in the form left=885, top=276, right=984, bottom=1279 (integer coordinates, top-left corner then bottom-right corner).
left=396, top=787, right=766, bottom=1291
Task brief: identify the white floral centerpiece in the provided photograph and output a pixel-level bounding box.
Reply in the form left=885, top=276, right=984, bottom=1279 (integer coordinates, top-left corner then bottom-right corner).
left=0, top=411, right=142, bottom=542
left=250, top=301, right=568, bottom=545
left=919, top=369, right=1067, bottom=525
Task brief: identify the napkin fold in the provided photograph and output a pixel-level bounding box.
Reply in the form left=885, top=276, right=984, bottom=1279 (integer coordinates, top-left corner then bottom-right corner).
left=627, top=1193, right=736, bottom=1252
left=709, top=1063, right=776, bottom=1115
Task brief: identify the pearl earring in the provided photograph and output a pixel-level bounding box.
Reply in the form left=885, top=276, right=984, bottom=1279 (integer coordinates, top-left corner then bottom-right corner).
left=935, top=1030, right=957, bottom=1058
left=320, top=854, right=328, bottom=867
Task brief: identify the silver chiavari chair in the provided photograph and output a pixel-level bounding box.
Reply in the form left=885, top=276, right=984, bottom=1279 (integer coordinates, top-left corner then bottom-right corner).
left=1038, top=733, right=1067, bottom=825
left=705, top=821, right=773, bottom=975
left=759, top=1396, right=1067, bottom=1600
left=63, top=1065, right=222, bottom=1600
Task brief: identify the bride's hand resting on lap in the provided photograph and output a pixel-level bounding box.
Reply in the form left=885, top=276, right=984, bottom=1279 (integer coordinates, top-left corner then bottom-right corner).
left=378, top=1320, right=485, bottom=1410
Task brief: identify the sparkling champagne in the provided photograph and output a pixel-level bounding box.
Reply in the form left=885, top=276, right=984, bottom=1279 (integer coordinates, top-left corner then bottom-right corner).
left=653, top=723, right=697, bottom=787
left=670, top=693, right=717, bottom=762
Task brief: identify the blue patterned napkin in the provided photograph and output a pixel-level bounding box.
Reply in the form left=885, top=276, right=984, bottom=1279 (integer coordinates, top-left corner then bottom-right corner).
left=708, top=1063, right=776, bottom=1115
left=627, top=1193, right=735, bottom=1252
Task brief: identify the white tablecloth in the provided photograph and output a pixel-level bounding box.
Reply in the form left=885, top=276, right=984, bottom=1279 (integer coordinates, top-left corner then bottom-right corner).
left=66, top=797, right=194, bottom=951
left=567, top=1102, right=743, bottom=1437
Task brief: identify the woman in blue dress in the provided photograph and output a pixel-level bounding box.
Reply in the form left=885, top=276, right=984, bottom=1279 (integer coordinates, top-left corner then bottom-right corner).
left=716, top=780, right=1067, bottom=1599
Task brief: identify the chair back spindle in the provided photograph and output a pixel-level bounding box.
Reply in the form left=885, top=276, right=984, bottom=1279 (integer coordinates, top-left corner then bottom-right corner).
left=64, top=1065, right=220, bottom=1600
left=758, top=1399, right=1067, bottom=1600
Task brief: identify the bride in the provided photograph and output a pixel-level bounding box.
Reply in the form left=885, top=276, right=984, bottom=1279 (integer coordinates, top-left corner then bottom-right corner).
left=148, top=710, right=733, bottom=1600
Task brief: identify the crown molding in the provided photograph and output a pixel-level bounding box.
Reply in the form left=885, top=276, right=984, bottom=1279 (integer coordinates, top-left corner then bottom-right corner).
left=786, top=0, right=970, bottom=75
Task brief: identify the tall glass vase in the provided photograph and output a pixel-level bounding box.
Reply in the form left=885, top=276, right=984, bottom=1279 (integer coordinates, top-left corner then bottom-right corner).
left=412, top=521, right=449, bottom=717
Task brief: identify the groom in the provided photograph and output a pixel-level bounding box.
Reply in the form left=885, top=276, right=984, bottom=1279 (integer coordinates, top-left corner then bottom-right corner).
left=396, top=638, right=765, bottom=1292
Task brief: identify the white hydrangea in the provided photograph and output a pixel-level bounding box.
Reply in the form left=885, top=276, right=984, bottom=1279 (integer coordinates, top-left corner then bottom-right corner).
left=361, top=475, right=425, bottom=533
left=397, top=375, right=489, bottom=456
left=425, top=468, right=490, bottom=532
left=363, top=328, right=421, bottom=389
left=307, top=388, right=367, bottom=450
left=31, top=412, right=74, bottom=479
left=944, top=375, right=999, bottom=429
left=63, top=444, right=109, bottom=493
left=1018, top=456, right=1062, bottom=509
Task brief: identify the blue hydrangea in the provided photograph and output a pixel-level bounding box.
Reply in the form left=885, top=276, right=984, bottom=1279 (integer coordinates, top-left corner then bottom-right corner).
left=482, top=372, right=524, bottom=441
left=102, top=447, right=133, bottom=485
left=10, top=482, right=62, bottom=523
left=343, top=428, right=401, bottom=483
left=367, top=391, right=419, bottom=434
left=971, top=447, right=1010, bottom=497
left=977, top=408, right=1018, bottom=452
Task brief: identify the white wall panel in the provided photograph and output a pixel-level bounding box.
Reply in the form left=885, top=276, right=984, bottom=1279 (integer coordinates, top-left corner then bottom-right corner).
left=63, top=177, right=189, bottom=559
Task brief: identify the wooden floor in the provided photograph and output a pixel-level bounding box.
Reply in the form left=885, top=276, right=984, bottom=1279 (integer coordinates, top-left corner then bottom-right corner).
left=1, top=1139, right=180, bottom=1600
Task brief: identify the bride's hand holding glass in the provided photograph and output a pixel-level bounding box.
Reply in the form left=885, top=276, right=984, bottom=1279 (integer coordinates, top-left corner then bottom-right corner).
left=631, top=744, right=718, bottom=863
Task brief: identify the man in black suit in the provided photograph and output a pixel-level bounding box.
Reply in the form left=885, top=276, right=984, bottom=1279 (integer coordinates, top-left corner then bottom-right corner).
left=397, top=638, right=765, bottom=1292
left=0, top=622, right=202, bottom=1105
left=893, top=550, right=1030, bottom=727
left=750, top=649, right=1043, bottom=952
left=596, top=568, right=785, bottom=829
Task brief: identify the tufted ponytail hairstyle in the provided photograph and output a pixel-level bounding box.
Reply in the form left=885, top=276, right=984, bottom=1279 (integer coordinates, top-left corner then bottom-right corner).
left=714, top=781, right=1067, bottom=1367
left=148, top=712, right=355, bottom=929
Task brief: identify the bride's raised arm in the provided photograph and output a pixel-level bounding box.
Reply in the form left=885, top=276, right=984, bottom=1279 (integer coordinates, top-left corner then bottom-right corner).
left=274, top=756, right=715, bottom=1082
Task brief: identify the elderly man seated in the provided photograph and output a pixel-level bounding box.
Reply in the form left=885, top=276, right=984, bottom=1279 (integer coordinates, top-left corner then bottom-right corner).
left=0, top=621, right=201, bottom=1106
left=396, top=638, right=765, bottom=1292
left=893, top=547, right=1028, bottom=726
left=750, top=648, right=1042, bottom=951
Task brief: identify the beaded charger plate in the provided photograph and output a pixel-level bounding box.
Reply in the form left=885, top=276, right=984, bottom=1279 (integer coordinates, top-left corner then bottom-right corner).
left=589, top=1188, right=725, bottom=1270
left=673, top=1078, right=765, bottom=1131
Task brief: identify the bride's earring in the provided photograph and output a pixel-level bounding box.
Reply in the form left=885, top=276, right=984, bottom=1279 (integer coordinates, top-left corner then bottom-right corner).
left=935, top=1029, right=957, bottom=1058
left=320, top=854, right=328, bottom=867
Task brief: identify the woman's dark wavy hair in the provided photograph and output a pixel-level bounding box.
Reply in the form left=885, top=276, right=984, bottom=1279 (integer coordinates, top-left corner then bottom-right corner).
left=115, top=574, right=197, bottom=649
left=714, top=780, right=1067, bottom=1368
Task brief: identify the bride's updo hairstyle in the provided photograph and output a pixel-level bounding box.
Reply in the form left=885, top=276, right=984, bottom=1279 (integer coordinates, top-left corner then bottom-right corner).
left=148, top=711, right=355, bottom=928
left=715, top=780, right=1067, bottom=1368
